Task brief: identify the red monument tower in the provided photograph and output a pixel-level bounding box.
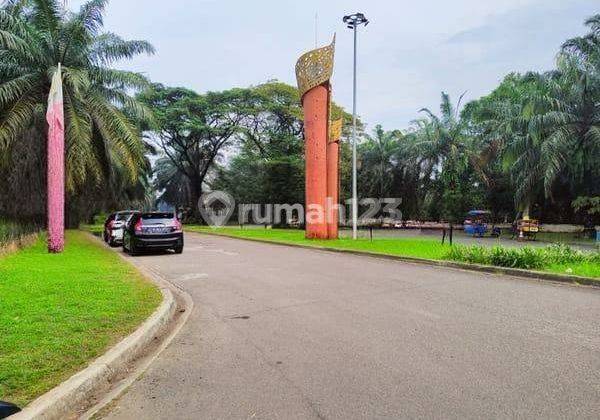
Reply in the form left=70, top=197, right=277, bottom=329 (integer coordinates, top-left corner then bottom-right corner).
left=296, top=37, right=340, bottom=239
left=327, top=118, right=342, bottom=239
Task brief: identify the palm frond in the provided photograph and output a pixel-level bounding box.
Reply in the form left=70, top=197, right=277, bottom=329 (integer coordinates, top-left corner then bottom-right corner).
left=88, top=93, right=145, bottom=180
left=29, top=0, right=61, bottom=43
left=0, top=92, right=38, bottom=149
left=89, top=66, right=150, bottom=90
left=0, top=73, right=38, bottom=105
left=64, top=92, right=98, bottom=189
left=0, top=28, right=35, bottom=61
left=90, top=32, right=155, bottom=65
left=77, top=0, right=108, bottom=35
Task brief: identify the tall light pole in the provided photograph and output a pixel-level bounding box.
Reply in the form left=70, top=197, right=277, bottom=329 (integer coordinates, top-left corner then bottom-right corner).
left=343, top=13, right=369, bottom=240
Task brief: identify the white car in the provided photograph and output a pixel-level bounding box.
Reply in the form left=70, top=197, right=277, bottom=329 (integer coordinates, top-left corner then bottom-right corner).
left=103, top=211, right=136, bottom=247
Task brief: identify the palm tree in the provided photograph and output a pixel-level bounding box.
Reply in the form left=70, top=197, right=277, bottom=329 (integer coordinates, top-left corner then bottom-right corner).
left=536, top=16, right=600, bottom=199
left=562, top=14, right=600, bottom=69
left=474, top=73, right=550, bottom=218
left=415, top=92, right=470, bottom=174
left=414, top=93, right=475, bottom=222
left=484, top=16, right=600, bottom=217
left=358, top=125, right=401, bottom=198
left=0, top=0, right=154, bottom=191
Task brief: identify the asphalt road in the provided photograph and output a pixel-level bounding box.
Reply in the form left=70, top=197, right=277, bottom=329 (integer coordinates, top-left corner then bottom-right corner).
left=102, top=233, right=600, bottom=419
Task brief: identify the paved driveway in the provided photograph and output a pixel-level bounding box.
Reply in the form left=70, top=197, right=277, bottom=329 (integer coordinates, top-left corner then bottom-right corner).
left=103, top=233, right=600, bottom=419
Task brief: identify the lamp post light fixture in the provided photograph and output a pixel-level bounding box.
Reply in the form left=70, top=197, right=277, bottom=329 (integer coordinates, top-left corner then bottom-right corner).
left=343, top=13, right=369, bottom=240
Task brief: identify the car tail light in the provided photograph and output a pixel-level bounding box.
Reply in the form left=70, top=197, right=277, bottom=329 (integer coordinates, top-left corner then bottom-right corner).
left=173, top=219, right=182, bottom=232
left=108, top=220, right=114, bottom=230
left=134, top=219, right=143, bottom=233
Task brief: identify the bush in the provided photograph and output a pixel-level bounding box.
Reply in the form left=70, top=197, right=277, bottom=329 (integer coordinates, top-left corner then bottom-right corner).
left=588, top=251, right=600, bottom=264
left=544, top=243, right=587, bottom=264
left=489, top=246, right=544, bottom=269
left=446, top=245, right=489, bottom=265
left=0, top=219, right=41, bottom=247
left=445, top=243, right=598, bottom=270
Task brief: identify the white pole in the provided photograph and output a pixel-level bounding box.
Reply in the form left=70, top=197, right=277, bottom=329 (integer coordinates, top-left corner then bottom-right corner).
left=315, top=13, right=318, bottom=48
left=351, top=24, right=358, bottom=240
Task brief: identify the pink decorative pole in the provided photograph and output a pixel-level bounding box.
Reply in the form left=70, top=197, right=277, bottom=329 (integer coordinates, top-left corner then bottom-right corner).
left=46, top=64, right=65, bottom=253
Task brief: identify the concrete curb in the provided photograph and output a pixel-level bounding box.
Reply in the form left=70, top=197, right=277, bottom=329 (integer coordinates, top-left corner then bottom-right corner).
left=190, top=230, right=600, bottom=288
left=80, top=258, right=194, bottom=420
left=11, top=236, right=179, bottom=420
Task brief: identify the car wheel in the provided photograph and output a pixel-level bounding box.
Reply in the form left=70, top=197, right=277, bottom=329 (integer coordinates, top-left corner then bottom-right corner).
left=103, top=231, right=109, bottom=243
left=129, top=241, right=138, bottom=256
left=174, top=245, right=183, bottom=254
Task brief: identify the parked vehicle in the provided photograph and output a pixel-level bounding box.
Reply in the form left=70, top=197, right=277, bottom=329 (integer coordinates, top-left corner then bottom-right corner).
left=464, top=210, right=501, bottom=238
left=103, top=211, right=136, bottom=246
left=123, top=212, right=184, bottom=255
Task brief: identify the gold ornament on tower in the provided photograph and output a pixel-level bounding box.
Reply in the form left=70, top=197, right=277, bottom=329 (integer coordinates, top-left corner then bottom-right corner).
left=295, top=35, right=336, bottom=98
left=329, top=118, right=343, bottom=143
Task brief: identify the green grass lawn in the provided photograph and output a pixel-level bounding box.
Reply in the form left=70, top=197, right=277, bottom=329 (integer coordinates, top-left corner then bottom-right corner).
left=0, top=231, right=161, bottom=407
left=186, top=226, right=600, bottom=279
left=186, top=225, right=449, bottom=260
left=81, top=222, right=104, bottom=237
left=547, top=262, right=600, bottom=278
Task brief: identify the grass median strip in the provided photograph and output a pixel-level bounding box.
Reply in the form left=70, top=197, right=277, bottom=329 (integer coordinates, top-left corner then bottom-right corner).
left=0, top=230, right=161, bottom=407
left=186, top=226, right=600, bottom=279
left=187, top=225, right=449, bottom=260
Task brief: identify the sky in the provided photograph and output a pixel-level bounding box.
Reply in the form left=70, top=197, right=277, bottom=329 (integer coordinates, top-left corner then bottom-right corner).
left=72, top=0, right=598, bottom=132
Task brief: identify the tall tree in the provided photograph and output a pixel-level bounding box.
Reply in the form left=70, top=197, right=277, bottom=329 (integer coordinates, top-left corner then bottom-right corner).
left=414, top=93, right=478, bottom=223
left=539, top=15, right=600, bottom=199
left=213, top=82, right=304, bottom=206
left=0, top=0, right=154, bottom=223
left=358, top=125, right=401, bottom=199
left=210, top=82, right=357, bottom=213
left=464, top=72, right=550, bottom=219
left=140, top=84, right=254, bottom=218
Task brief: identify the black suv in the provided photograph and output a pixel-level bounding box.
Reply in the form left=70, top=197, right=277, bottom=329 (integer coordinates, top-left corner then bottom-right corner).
left=123, top=212, right=184, bottom=255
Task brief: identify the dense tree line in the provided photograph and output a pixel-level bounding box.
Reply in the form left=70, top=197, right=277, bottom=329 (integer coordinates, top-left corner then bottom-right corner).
left=356, top=15, right=600, bottom=224
left=143, top=81, right=358, bottom=221
left=207, top=14, right=600, bottom=225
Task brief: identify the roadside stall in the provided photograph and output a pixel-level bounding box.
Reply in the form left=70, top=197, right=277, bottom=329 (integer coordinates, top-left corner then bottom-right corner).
left=516, top=218, right=540, bottom=241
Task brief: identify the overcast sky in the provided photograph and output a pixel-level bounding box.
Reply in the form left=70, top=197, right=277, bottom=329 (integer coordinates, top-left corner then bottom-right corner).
left=72, top=0, right=598, bottom=132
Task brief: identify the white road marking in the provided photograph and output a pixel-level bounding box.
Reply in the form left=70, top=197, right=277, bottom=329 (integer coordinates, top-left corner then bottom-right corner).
left=177, top=273, right=209, bottom=281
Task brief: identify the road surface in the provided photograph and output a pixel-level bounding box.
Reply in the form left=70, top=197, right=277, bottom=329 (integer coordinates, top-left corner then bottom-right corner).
left=102, top=233, right=600, bottom=419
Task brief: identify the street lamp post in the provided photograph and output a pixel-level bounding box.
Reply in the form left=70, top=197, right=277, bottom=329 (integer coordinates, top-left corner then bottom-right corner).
left=343, top=13, right=368, bottom=240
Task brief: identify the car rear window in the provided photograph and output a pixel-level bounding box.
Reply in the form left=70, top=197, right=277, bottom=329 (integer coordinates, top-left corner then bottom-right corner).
left=115, top=212, right=133, bottom=221
left=141, top=213, right=174, bottom=225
